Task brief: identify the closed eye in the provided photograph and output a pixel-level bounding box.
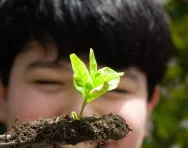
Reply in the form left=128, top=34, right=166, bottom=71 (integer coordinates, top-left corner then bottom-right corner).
left=111, top=88, right=129, bottom=94
left=33, top=80, right=65, bottom=85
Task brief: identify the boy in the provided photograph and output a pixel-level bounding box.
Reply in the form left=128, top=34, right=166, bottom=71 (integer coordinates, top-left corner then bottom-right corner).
left=0, top=0, right=173, bottom=147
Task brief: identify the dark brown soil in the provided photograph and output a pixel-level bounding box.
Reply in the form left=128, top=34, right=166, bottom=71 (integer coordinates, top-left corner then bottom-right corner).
left=0, top=113, right=132, bottom=147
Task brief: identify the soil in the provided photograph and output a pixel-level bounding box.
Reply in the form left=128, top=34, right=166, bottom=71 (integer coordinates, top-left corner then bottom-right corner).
left=0, top=113, right=132, bottom=147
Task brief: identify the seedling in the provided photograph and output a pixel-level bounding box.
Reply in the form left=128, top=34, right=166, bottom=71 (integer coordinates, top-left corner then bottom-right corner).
left=70, top=48, right=124, bottom=119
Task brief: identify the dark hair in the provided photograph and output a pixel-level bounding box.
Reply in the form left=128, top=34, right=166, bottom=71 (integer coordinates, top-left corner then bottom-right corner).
left=0, top=0, right=173, bottom=100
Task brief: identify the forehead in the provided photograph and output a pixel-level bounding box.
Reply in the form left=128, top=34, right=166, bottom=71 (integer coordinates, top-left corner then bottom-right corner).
left=15, top=41, right=147, bottom=83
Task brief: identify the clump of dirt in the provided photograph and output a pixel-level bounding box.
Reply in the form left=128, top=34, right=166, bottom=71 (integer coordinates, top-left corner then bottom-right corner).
left=0, top=113, right=132, bottom=147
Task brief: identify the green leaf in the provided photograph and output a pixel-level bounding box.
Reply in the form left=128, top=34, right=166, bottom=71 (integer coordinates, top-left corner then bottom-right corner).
left=94, top=67, right=124, bottom=90
left=89, top=48, right=97, bottom=80
left=73, top=75, right=85, bottom=97
left=107, top=77, right=122, bottom=90
left=70, top=53, right=92, bottom=83
left=70, top=53, right=93, bottom=97
left=86, top=81, right=109, bottom=102
left=71, top=111, right=80, bottom=120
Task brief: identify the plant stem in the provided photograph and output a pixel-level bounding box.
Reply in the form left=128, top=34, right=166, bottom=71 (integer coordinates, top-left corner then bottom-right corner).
left=79, top=99, right=87, bottom=118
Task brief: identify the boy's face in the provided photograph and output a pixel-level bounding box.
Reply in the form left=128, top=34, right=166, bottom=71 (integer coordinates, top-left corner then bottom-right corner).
left=0, top=41, right=159, bottom=148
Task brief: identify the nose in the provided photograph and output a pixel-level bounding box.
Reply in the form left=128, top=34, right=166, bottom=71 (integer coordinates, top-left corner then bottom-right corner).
left=72, top=100, right=96, bottom=118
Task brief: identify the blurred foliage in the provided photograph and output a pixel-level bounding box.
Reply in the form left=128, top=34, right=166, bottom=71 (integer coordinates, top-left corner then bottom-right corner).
left=0, top=0, right=188, bottom=148
left=143, top=0, right=188, bottom=148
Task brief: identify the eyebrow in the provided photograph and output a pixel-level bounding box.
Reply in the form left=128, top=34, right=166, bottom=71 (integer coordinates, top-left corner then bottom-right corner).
left=123, top=71, right=139, bottom=82
left=27, top=61, right=71, bottom=71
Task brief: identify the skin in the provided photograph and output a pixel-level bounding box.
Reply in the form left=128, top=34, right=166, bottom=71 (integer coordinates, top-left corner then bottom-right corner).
left=0, top=41, right=159, bottom=148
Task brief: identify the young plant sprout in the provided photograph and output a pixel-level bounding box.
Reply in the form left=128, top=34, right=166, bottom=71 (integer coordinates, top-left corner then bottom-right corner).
left=70, top=49, right=124, bottom=119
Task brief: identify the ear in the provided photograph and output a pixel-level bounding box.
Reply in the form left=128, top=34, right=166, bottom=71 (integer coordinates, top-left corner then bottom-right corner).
left=0, top=81, right=7, bottom=124
left=147, top=85, right=160, bottom=117
left=144, top=85, right=160, bottom=137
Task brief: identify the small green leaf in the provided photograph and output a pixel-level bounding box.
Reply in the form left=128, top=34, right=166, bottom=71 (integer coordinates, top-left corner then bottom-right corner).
left=71, top=111, right=80, bottom=120
left=70, top=54, right=92, bottom=83
left=89, top=48, right=97, bottom=80
left=94, top=67, right=124, bottom=90
left=87, top=81, right=109, bottom=102
left=70, top=53, right=93, bottom=97
left=73, top=75, right=85, bottom=97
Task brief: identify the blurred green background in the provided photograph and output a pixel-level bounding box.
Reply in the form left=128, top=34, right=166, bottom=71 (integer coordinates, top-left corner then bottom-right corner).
left=0, top=0, right=188, bottom=147
left=143, top=0, right=188, bottom=147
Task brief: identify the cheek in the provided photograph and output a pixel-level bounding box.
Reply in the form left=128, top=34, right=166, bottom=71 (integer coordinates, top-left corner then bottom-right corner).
left=122, top=99, right=147, bottom=129
left=6, top=86, right=69, bottom=129
left=117, top=98, right=148, bottom=147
